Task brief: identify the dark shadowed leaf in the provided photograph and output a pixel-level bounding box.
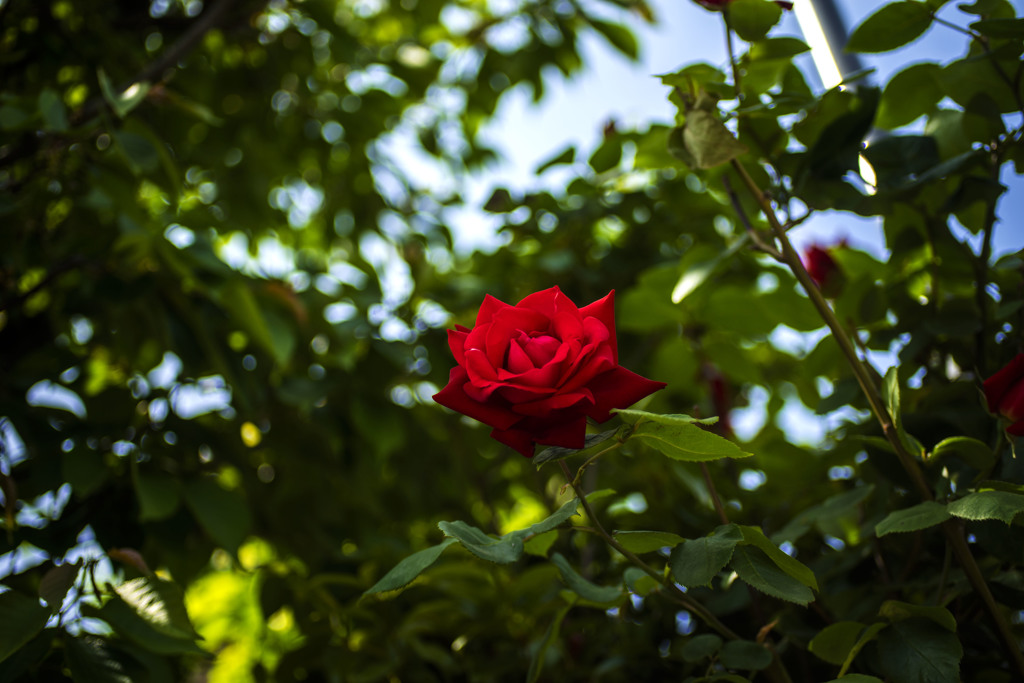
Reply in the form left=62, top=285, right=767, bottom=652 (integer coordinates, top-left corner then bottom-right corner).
left=363, top=538, right=458, bottom=596
left=847, top=2, right=933, bottom=53
left=809, top=621, right=867, bottom=665
left=876, top=501, right=950, bottom=536
left=0, top=591, right=51, bottom=664
left=876, top=619, right=962, bottom=683
left=670, top=523, right=743, bottom=587
left=550, top=552, right=624, bottom=604
left=948, top=490, right=1024, bottom=524
left=38, top=560, right=82, bottom=614
left=731, top=546, right=814, bottom=605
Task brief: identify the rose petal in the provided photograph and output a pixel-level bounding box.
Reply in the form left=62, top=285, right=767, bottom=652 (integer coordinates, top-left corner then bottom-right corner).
left=1008, top=420, right=1024, bottom=436
left=486, top=307, right=549, bottom=367
left=448, top=327, right=470, bottom=366
left=998, top=377, right=1024, bottom=422
left=586, top=366, right=667, bottom=422
left=493, top=382, right=557, bottom=404
left=523, top=334, right=562, bottom=367
left=579, top=290, right=617, bottom=363
left=560, top=345, right=615, bottom=392
left=511, top=388, right=595, bottom=417
left=499, top=343, right=570, bottom=387
left=506, top=339, right=535, bottom=374
left=534, top=416, right=588, bottom=449
left=552, top=310, right=583, bottom=343
left=433, top=367, right=520, bottom=430
left=475, top=294, right=510, bottom=327
left=489, top=425, right=536, bottom=458
left=516, top=286, right=567, bottom=320
left=983, top=354, right=1024, bottom=414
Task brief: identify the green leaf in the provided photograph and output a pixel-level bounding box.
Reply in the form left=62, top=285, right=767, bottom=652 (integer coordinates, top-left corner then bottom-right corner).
left=719, top=640, right=772, bottom=671
left=728, top=0, right=783, bottom=43
left=847, top=2, right=933, bottom=53
left=672, top=257, right=720, bottom=304
left=772, top=485, right=875, bottom=544
left=534, top=145, right=575, bottom=175
left=879, top=601, right=957, bottom=632
left=113, top=577, right=199, bottom=640
left=929, top=436, right=996, bottom=472
left=363, top=538, right=457, bottom=596
left=588, top=137, right=622, bottom=173
left=947, top=490, right=1024, bottom=524
left=38, top=88, right=69, bottom=132
left=63, top=635, right=132, bottom=683
left=839, top=622, right=886, bottom=676
left=680, top=633, right=723, bottom=662
left=111, top=130, right=160, bottom=175
left=526, top=602, right=572, bottom=683
left=670, top=523, right=743, bottom=587
left=97, top=69, right=151, bottom=118
left=970, top=17, right=1024, bottom=37
left=738, top=525, right=817, bottom=590
left=876, top=63, right=943, bottom=129
left=612, top=530, right=684, bottom=554
left=134, top=470, right=180, bottom=522
left=748, top=37, right=810, bottom=60
left=506, top=497, right=580, bottom=540
left=550, top=552, right=624, bottom=604
left=588, top=19, right=638, bottom=60
left=876, top=501, right=951, bottom=536
left=38, top=560, right=82, bottom=613
left=623, top=567, right=660, bottom=596
left=809, top=621, right=868, bottom=665
left=731, top=546, right=814, bottom=605
left=524, top=530, right=558, bottom=557
left=823, top=676, right=884, bottom=683
left=0, top=105, right=30, bottom=130
left=618, top=410, right=752, bottom=462
left=534, top=429, right=620, bottom=466
left=875, top=619, right=962, bottom=683
left=883, top=366, right=901, bottom=430
left=438, top=520, right=523, bottom=563
left=82, top=596, right=204, bottom=656
left=218, top=282, right=290, bottom=366
left=0, top=591, right=51, bottom=664
left=182, top=477, right=251, bottom=554
left=671, top=111, right=748, bottom=170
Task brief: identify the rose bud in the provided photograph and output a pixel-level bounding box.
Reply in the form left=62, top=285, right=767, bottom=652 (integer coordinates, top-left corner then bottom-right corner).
left=433, top=287, right=666, bottom=457
left=803, top=244, right=845, bottom=298
left=983, top=353, right=1024, bottom=436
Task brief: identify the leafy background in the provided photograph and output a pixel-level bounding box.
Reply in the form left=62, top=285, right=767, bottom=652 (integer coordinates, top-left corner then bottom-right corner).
left=1, top=0, right=1022, bottom=681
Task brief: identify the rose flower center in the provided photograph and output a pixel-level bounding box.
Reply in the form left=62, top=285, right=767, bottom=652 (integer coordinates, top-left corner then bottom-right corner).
left=506, top=330, right=562, bottom=371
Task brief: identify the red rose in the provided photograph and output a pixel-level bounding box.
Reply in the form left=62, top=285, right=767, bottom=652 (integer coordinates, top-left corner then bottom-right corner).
left=983, top=353, right=1024, bottom=436
left=433, top=286, right=666, bottom=457
left=803, top=244, right=844, bottom=297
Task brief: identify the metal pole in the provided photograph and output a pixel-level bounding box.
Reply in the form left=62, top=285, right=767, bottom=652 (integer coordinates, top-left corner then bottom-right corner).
left=793, top=0, right=865, bottom=89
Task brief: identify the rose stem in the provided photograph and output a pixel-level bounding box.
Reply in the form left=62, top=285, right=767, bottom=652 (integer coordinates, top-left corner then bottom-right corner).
left=558, top=461, right=795, bottom=683
left=729, top=157, right=1024, bottom=679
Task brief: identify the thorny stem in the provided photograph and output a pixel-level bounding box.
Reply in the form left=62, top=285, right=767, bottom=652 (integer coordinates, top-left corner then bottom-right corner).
left=730, top=157, right=1024, bottom=679
left=558, top=461, right=794, bottom=683
left=572, top=442, right=623, bottom=487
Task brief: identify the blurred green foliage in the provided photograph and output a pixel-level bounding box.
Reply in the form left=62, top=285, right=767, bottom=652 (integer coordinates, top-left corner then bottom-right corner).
left=1, top=0, right=1023, bottom=681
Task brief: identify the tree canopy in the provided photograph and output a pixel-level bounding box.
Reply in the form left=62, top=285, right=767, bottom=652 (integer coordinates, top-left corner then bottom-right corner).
left=1, top=0, right=1023, bottom=681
